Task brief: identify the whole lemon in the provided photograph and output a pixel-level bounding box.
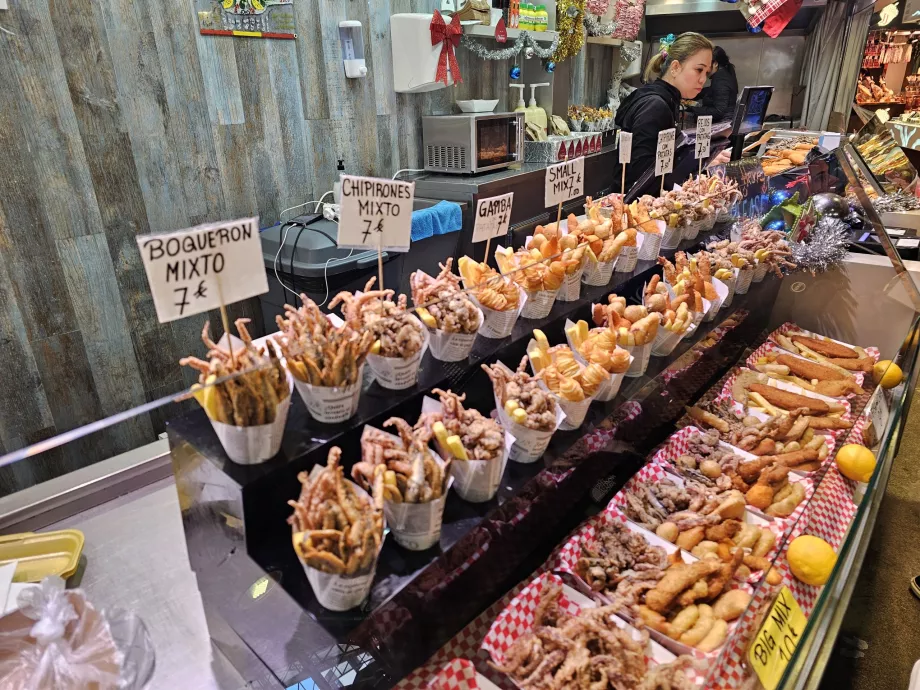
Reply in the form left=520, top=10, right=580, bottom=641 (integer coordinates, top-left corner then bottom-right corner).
left=836, top=444, right=876, bottom=483
left=873, top=360, right=903, bottom=389
left=787, top=535, right=837, bottom=586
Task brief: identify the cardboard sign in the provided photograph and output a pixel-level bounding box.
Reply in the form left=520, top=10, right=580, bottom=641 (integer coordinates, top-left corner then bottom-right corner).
left=695, top=116, right=713, bottom=160
left=619, top=131, right=633, bottom=164
left=473, top=193, right=514, bottom=243
left=867, top=386, right=890, bottom=447
left=545, top=157, right=585, bottom=206
left=655, top=128, right=676, bottom=177
left=338, top=175, right=415, bottom=251
left=136, top=217, right=267, bottom=323
left=749, top=587, right=808, bottom=690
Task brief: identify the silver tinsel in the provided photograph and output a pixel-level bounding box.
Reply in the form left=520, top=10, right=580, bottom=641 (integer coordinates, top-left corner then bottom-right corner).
left=873, top=190, right=920, bottom=213
left=606, top=41, right=640, bottom=115
left=584, top=13, right=616, bottom=36
left=460, top=31, right=559, bottom=60
left=789, top=216, right=850, bottom=275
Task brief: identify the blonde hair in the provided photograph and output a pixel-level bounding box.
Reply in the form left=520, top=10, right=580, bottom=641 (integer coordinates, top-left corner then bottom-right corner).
left=643, top=33, right=713, bottom=83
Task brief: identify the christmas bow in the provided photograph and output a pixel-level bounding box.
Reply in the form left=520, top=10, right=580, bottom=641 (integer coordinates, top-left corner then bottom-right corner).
left=430, top=10, right=463, bottom=85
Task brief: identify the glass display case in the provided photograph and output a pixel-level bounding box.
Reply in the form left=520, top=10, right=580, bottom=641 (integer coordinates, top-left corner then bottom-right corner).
left=1, top=143, right=918, bottom=690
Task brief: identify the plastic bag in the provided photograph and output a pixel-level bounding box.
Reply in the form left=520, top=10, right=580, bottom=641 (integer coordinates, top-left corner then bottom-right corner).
left=0, top=577, right=154, bottom=690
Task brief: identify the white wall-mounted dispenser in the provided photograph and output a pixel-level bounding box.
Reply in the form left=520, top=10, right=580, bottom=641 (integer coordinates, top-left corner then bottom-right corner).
left=391, top=13, right=456, bottom=93
left=339, top=21, right=368, bottom=78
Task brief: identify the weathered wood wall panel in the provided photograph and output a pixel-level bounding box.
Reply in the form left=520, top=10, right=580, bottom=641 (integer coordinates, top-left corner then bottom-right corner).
left=0, top=0, right=595, bottom=494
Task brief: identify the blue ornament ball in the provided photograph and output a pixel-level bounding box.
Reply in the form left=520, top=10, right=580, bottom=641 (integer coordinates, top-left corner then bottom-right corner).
left=510, top=65, right=522, bottom=80
left=766, top=219, right=786, bottom=232
left=748, top=23, right=762, bottom=33
left=770, top=189, right=791, bottom=205
left=545, top=60, right=556, bottom=73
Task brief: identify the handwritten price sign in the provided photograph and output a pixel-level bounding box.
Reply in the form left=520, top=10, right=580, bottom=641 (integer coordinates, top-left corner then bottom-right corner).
left=619, top=131, right=633, bottom=164
left=655, top=128, right=676, bottom=177
left=695, top=116, right=712, bottom=160
left=137, top=217, right=268, bottom=323
left=473, top=193, right=514, bottom=243
left=749, top=587, right=807, bottom=690
left=338, top=175, right=415, bottom=251
left=545, top=157, right=585, bottom=207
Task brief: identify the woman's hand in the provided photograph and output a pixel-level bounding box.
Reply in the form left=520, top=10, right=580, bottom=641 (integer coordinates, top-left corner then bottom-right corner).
left=708, top=149, right=731, bottom=168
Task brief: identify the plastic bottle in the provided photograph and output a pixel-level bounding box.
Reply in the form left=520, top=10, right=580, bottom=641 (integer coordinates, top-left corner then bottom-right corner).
left=537, top=4, right=548, bottom=32
left=510, top=84, right=526, bottom=113
left=527, top=3, right=537, bottom=31
left=525, top=82, right=550, bottom=131
left=524, top=3, right=534, bottom=31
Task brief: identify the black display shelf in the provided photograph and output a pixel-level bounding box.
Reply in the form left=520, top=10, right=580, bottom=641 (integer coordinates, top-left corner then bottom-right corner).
left=167, top=228, right=782, bottom=690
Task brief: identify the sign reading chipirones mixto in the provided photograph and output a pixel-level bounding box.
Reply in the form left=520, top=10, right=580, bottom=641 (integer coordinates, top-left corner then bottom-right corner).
left=619, top=131, right=633, bottom=164
left=137, top=216, right=268, bottom=323
left=695, top=115, right=713, bottom=160
left=337, top=175, right=415, bottom=251
left=748, top=586, right=807, bottom=690
left=655, top=128, right=676, bottom=177
left=472, top=193, right=514, bottom=243
left=545, top=157, right=585, bottom=206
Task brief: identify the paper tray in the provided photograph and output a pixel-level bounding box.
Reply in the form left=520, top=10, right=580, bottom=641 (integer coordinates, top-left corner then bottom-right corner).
left=0, top=529, right=84, bottom=582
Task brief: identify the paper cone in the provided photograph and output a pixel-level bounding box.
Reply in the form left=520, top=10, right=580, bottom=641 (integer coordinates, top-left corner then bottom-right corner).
left=753, top=261, right=768, bottom=283
left=521, top=288, right=558, bottom=319
left=427, top=309, right=483, bottom=362
left=492, top=365, right=566, bottom=463
left=563, top=319, right=631, bottom=402
left=651, top=327, right=684, bottom=357
left=526, top=348, right=596, bottom=430
left=614, top=245, right=638, bottom=273
left=637, top=229, right=663, bottom=262
left=472, top=284, right=527, bottom=339
left=721, top=275, right=736, bottom=308
left=734, top=266, right=754, bottom=295
left=704, top=277, right=730, bottom=322
left=557, top=264, right=586, bottom=302
left=367, top=317, right=429, bottom=390
left=661, top=225, right=682, bottom=249
left=681, top=219, right=701, bottom=242
left=582, top=257, right=617, bottom=286
left=624, top=341, right=652, bottom=377
left=384, top=477, right=452, bottom=551
left=210, top=391, right=292, bottom=464
left=293, top=367, right=363, bottom=424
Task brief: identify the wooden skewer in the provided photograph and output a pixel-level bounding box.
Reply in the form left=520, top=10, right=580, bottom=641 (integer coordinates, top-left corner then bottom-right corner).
left=216, top=277, right=235, bottom=368
left=377, top=233, right=384, bottom=290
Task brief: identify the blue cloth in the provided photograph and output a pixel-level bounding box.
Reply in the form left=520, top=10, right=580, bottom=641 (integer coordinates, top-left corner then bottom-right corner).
left=410, top=200, right=462, bottom=242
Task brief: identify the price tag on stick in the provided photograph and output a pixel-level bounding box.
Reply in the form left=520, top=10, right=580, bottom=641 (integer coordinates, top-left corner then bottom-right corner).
left=545, top=157, right=585, bottom=207
left=696, top=115, right=712, bottom=176
left=137, top=216, right=268, bottom=324
left=338, top=175, right=415, bottom=252
left=748, top=586, right=808, bottom=690
left=618, top=132, right=633, bottom=165
left=655, top=128, right=676, bottom=178
left=472, top=193, right=514, bottom=243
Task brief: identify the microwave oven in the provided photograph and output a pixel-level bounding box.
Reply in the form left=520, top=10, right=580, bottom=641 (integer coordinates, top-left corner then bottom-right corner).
left=422, top=112, right=524, bottom=174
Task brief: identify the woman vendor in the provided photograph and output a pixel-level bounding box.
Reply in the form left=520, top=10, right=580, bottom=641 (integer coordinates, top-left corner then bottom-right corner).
left=615, top=33, right=731, bottom=196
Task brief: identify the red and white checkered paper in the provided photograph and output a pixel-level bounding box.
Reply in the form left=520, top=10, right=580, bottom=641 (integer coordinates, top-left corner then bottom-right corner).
left=746, top=340, right=867, bottom=392
left=720, top=367, right=852, bottom=419
left=428, top=659, right=499, bottom=690
left=768, top=322, right=880, bottom=363
left=748, top=0, right=796, bottom=28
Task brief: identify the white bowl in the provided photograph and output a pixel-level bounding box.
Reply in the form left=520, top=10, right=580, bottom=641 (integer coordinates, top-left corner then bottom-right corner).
left=456, top=99, right=499, bottom=113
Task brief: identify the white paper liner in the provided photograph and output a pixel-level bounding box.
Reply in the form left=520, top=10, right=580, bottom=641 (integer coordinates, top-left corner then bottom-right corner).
left=491, top=363, right=566, bottom=463
left=471, top=284, right=527, bottom=340
left=297, top=477, right=383, bottom=611
left=752, top=260, right=769, bottom=282
left=293, top=366, right=363, bottom=424
left=651, top=326, right=685, bottom=357
left=701, top=213, right=717, bottom=231
left=703, top=277, right=730, bottom=322
left=734, top=266, right=754, bottom=294
left=661, top=225, right=682, bottom=249
left=426, top=308, right=484, bottom=362
left=730, top=222, right=743, bottom=243
left=614, top=245, right=638, bottom=273
left=421, top=396, right=515, bottom=503
left=624, top=341, right=652, bottom=377
left=637, top=229, right=663, bottom=261
left=556, top=264, right=585, bottom=302
left=563, top=319, right=632, bottom=402
left=582, top=256, right=617, bottom=286
left=521, top=288, right=558, bottom=319
left=720, top=274, right=736, bottom=308
left=526, top=339, right=599, bottom=430
left=366, top=315, right=429, bottom=390
left=681, top=218, right=702, bottom=242
left=210, top=390, right=292, bottom=464
left=716, top=206, right=734, bottom=223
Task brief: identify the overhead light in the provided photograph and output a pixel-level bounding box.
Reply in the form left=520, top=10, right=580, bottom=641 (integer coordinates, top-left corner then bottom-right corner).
left=879, top=2, right=899, bottom=26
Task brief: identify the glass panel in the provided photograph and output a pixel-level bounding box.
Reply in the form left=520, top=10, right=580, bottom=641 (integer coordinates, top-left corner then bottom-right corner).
left=476, top=117, right=517, bottom=169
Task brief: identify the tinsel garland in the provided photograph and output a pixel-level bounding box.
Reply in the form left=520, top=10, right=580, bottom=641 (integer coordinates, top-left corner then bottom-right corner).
left=872, top=189, right=920, bottom=213
left=606, top=41, right=641, bottom=114
left=584, top=12, right=616, bottom=36
left=789, top=216, right=850, bottom=275
left=460, top=31, right=559, bottom=60
left=554, top=0, right=586, bottom=62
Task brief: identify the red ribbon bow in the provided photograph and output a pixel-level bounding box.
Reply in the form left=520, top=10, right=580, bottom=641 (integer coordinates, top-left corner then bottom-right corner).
left=431, top=10, right=463, bottom=86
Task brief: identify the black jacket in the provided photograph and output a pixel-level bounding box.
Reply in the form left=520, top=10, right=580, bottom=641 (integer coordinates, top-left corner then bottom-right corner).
left=614, top=79, right=682, bottom=193
left=690, top=67, right=738, bottom=122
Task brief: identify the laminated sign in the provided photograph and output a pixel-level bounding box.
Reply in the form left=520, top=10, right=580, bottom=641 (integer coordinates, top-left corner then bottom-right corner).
left=749, top=587, right=807, bottom=690
left=545, top=157, right=585, bottom=206
left=136, top=216, right=268, bottom=323
left=338, top=175, right=415, bottom=252
left=655, top=128, right=676, bottom=177
left=472, top=193, right=514, bottom=243
left=618, top=131, right=633, bottom=164
left=695, top=116, right=712, bottom=159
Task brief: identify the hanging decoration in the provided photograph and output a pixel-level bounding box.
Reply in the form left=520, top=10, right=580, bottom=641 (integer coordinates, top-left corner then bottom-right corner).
left=196, top=0, right=296, bottom=39
left=554, top=0, right=586, bottom=62
left=610, top=0, right=644, bottom=39
left=586, top=0, right=610, bottom=12
left=544, top=59, right=556, bottom=73
left=789, top=216, right=850, bottom=275
left=460, top=30, right=559, bottom=61
left=430, top=10, right=463, bottom=85
left=495, top=16, right=508, bottom=43
left=584, top=12, right=617, bottom=36
left=606, top=40, right=641, bottom=116
left=510, top=65, right=522, bottom=79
